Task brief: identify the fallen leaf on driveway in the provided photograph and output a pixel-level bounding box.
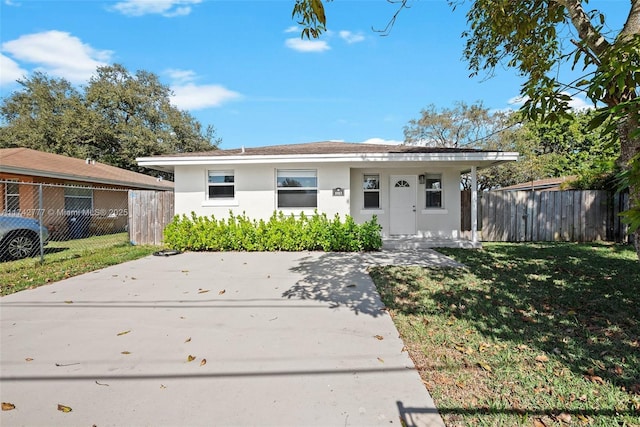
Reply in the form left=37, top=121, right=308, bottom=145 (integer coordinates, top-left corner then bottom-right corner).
left=184, top=337, right=191, bottom=343
left=198, top=289, right=209, bottom=294
left=121, top=351, right=131, bottom=355
left=377, top=357, right=384, bottom=363
left=374, top=335, right=384, bottom=340
left=2, top=402, right=16, bottom=411
left=64, top=301, right=73, bottom=304
left=117, top=330, right=131, bottom=336
left=57, top=404, right=72, bottom=413
left=218, top=289, right=226, bottom=295
left=95, top=380, right=109, bottom=386
left=187, top=355, right=196, bottom=362
left=200, top=359, right=207, bottom=366
left=25, top=357, right=33, bottom=362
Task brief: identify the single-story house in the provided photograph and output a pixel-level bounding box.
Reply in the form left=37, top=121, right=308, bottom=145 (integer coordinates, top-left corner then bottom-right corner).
left=137, top=141, right=518, bottom=247
left=1, top=148, right=174, bottom=238
left=494, top=176, right=578, bottom=192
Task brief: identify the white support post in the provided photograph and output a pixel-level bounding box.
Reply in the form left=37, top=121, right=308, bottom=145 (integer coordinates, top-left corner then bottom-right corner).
left=471, top=166, right=478, bottom=244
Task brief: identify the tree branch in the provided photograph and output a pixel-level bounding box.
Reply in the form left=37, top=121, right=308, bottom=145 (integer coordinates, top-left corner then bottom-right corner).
left=553, top=0, right=610, bottom=57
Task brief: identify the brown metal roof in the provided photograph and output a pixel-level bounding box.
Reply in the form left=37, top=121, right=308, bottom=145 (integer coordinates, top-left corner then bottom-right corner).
left=158, top=141, right=487, bottom=157
left=0, top=148, right=174, bottom=190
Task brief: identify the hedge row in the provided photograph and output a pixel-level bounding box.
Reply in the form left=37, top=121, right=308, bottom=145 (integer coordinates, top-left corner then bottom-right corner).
left=163, top=211, right=382, bottom=252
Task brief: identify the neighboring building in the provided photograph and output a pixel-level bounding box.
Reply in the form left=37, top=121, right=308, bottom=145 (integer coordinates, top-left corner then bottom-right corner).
left=1, top=148, right=173, bottom=237
left=137, top=141, right=518, bottom=246
left=495, top=176, right=578, bottom=192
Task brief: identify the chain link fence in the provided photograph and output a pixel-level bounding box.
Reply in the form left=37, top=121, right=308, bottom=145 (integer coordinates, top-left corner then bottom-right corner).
left=0, top=180, right=130, bottom=262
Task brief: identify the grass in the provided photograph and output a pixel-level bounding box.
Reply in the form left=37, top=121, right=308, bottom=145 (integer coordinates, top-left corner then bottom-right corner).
left=1, top=233, right=159, bottom=296
left=370, top=242, right=640, bottom=427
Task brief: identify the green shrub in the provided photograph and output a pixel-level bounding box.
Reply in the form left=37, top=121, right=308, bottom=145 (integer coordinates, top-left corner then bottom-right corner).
left=163, top=211, right=382, bottom=252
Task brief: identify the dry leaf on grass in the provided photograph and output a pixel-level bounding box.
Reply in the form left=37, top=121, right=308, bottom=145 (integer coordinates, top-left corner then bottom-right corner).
left=2, top=402, right=16, bottom=411
left=57, top=404, right=72, bottom=413
left=533, top=418, right=547, bottom=427
left=535, top=355, right=549, bottom=363
left=556, top=413, right=572, bottom=423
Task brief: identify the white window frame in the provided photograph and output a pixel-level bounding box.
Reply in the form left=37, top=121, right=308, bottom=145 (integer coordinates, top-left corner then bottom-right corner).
left=64, top=185, right=93, bottom=213
left=206, top=170, right=235, bottom=202
left=3, top=180, right=20, bottom=214
left=276, top=169, right=318, bottom=209
left=362, top=173, right=380, bottom=210
left=424, top=173, right=444, bottom=209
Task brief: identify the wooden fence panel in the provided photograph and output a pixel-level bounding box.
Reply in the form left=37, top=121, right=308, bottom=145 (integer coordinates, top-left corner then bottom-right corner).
left=478, top=190, right=630, bottom=243
left=128, top=190, right=175, bottom=246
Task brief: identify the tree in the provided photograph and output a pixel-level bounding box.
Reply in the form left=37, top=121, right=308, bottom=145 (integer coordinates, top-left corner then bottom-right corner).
left=0, top=64, right=220, bottom=176
left=291, top=0, right=640, bottom=258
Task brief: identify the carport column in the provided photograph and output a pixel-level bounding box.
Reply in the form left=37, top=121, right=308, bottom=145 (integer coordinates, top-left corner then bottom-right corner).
left=471, top=166, right=478, bottom=244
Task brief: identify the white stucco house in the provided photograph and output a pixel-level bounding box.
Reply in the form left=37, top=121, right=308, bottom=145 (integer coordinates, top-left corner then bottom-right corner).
left=137, top=141, right=518, bottom=247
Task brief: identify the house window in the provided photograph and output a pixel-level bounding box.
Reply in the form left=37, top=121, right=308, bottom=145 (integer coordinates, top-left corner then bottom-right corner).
left=64, top=186, right=93, bottom=212
left=277, top=169, right=317, bottom=208
left=425, top=174, right=443, bottom=208
left=208, top=170, right=235, bottom=199
left=363, top=174, right=380, bottom=209
left=4, top=181, right=20, bottom=214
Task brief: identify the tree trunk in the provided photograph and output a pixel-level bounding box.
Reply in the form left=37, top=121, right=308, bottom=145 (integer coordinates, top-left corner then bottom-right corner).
left=618, top=116, right=640, bottom=260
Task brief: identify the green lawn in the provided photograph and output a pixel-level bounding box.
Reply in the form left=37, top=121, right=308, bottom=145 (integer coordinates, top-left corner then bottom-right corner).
left=370, top=242, right=640, bottom=427
left=1, top=233, right=158, bottom=296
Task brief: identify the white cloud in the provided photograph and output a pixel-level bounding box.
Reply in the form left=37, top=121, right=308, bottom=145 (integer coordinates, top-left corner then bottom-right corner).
left=285, top=38, right=330, bottom=53
left=0, top=54, right=28, bottom=85
left=339, top=30, right=365, bottom=44
left=359, top=137, right=403, bottom=145
left=165, top=68, right=197, bottom=84
left=508, top=93, right=594, bottom=111
left=112, top=0, right=201, bottom=17
left=284, top=26, right=300, bottom=33
left=171, top=83, right=241, bottom=110
left=1, top=31, right=111, bottom=83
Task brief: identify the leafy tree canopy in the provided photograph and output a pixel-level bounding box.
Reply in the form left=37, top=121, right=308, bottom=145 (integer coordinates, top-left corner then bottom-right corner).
left=0, top=64, right=220, bottom=177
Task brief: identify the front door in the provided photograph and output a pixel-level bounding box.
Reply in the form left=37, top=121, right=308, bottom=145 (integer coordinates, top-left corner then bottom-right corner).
left=389, top=175, right=417, bottom=235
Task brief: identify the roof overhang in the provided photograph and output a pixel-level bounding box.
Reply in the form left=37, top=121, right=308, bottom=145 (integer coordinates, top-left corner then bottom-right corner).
left=137, top=151, right=519, bottom=173
left=1, top=165, right=173, bottom=191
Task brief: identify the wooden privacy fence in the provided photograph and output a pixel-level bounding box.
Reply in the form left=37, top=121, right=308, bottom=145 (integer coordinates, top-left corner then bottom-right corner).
left=462, top=190, right=630, bottom=243
left=128, top=190, right=174, bottom=245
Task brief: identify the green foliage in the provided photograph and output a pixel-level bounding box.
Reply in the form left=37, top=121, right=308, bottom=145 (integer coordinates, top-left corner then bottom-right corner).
left=0, top=64, right=220, bottom=177
left=163, top=211, right=382, bottom=252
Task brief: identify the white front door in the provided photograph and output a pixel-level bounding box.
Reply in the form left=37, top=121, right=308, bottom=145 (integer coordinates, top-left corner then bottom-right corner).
left=389, top=175, right=417, bottom=235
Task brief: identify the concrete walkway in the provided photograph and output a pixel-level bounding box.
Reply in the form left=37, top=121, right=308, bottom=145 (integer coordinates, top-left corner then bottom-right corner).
left=1, top=250, right=458, bottom=426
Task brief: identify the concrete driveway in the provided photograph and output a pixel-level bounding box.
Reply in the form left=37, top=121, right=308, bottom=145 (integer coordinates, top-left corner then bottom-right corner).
left=1, top=250, right=456, bottom=427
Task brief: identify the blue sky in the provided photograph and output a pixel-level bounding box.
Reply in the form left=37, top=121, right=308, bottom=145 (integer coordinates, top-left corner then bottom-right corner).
left=0, top=0, right=630, bottom=149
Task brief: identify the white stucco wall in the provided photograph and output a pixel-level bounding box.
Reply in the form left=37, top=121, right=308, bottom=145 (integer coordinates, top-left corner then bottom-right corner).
left=175, top=163, right=463, bottom=238
left=350, top=167, right=461, bottom=238
left=174, top=164, right=351, bottom=221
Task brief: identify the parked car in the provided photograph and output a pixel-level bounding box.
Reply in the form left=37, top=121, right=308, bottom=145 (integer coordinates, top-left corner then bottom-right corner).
left=0, top=215, right=49, bottom=260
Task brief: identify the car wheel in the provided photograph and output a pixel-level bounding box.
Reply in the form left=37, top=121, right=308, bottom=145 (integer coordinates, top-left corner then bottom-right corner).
left=4, top=232, right=38, bottom=260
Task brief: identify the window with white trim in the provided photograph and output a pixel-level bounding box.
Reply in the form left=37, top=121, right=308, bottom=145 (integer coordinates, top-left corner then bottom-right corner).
left=4, top=181, right=20, bottom=214
left=64, top=186, right=93, bottom=212
left=277, top=169, right=317, bottom=208
left=425, top=174, right=443, bottom=208
left=208, top=170, right=235, bottom=199
left=363, top=174, right=380, bottom=209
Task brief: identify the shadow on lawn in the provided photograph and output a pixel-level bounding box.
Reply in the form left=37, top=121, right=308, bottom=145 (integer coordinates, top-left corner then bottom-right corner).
left=387, top=243, right=640, bottom=395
